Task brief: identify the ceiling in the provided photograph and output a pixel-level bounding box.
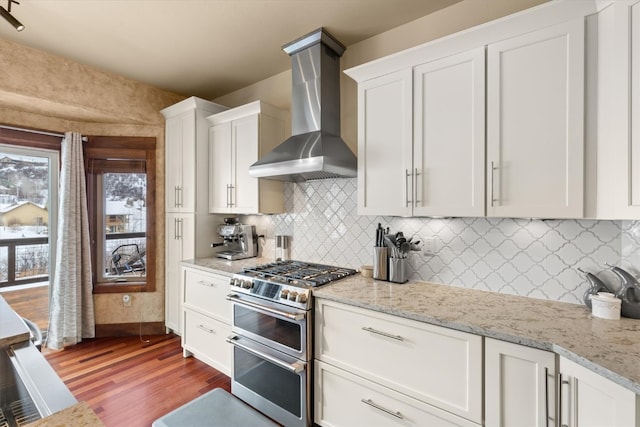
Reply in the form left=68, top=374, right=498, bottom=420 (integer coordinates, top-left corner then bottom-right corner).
left=0, top=0, right=461, bottom=100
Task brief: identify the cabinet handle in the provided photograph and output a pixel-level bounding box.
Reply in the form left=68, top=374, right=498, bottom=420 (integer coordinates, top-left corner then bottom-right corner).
left=360, top=398, right=403, bottom=419
left=414, top=168, right=420, bottom=207
left=197, top=280, right=216, bottom=287
left=490, top=161, right=498, bottom=207
left=404, top=169, right=413, bottom=207
left=362, top=326, right=404, bottom=341
left=174, top=186, right=180, bottom=208
left=197, top=324, right=215, bottom=334
left=173, top=218, right=179, bottom=240
left=229, top=184, right=235, bottom=207
left=558, top=373, right=570, bottom=427
left=545, top=368, right=555, bottom=426
left=175, top=218, right=183, bottom=240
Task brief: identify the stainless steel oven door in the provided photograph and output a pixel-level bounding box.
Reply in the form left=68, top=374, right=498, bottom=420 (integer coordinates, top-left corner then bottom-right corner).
left=227, top=334, right=310, bottom=427
left=226, top=293, right=310, bottom=360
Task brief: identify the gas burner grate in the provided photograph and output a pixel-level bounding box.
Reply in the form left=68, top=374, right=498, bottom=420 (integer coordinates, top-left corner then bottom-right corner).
left=242, top=260, right=356, bottom=286
left=10, top=399, right=40, bottom=426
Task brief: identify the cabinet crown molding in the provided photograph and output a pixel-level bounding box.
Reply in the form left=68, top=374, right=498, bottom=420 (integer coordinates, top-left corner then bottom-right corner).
left=161, top=96, right=228, bottom=118
left=206, top=100, right=289, bottom=125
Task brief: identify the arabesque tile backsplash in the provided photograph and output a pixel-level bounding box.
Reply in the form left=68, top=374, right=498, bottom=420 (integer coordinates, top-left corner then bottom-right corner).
left=242, top=178, right=640, bottom=305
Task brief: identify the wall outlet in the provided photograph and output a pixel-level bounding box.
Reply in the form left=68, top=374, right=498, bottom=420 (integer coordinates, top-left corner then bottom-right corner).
left=122, top=294, right=131, bottom=307
left=423, top=238, right=436, bottom=256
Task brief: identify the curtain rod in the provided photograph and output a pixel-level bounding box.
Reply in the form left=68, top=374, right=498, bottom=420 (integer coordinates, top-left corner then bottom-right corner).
left=0, top=125, right=88, bottom=142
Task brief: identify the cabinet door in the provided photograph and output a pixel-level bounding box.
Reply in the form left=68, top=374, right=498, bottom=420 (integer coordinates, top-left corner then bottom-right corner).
left=165, top=213, right=194, bottom=335
left=413, top=47, right=485, bottom=217
left=357, top=69, right=413, bottom=216
left=232, top=114, right=260, bottom=214
left=487, top=19, right=585, bottom=218
left=165, top=110, right=196, bottom=213
left=208, top=123, right=233, bottom=214
left=485, top=338, right=556, bottom=427
left=315, top=360, right=479, bottom=427
left=559, top=357, right=639, bottom=427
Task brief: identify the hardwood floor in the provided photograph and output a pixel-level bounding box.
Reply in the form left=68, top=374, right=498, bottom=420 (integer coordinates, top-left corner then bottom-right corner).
left=0, top=284, right=49, bottom=331
left=44, top=333, right=231, bottom=427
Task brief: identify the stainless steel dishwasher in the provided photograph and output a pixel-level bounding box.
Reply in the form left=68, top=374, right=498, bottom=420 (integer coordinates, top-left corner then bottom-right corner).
left=0, top=297, right=77, bottom=426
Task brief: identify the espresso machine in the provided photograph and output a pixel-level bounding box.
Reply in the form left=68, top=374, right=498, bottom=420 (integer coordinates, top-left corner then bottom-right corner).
left=212, top=219, right=258, bottom=260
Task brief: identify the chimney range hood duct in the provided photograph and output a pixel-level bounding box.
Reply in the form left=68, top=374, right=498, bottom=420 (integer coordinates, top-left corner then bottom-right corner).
left=249, top=28, right=357, bottom=182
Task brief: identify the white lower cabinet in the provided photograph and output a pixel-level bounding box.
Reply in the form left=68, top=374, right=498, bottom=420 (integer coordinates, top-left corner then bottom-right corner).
left=485, top=338, right=556, bottom=427
left=315, top=360, right=478, bottom=427
left=315, top=299, right=482, bottom=425
left=559, top=356, right=640, bottom=427
left=181, top=267, right=231, bottom=375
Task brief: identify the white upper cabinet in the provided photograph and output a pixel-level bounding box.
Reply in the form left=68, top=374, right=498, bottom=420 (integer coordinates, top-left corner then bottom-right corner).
left=207, top=101, right=288, bottom=215
left=357, top=70, right=413, bottom=216
left=486, top=19, right=585, bottom=219
left=161, top=97, right=227, bottom=214
left=590, top=1, right=640, bottom=219
left=413, top=47, right=486, bottom=217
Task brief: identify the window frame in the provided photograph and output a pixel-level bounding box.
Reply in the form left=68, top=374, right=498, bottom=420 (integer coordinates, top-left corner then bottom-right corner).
left=85, top=136, right=156, bottom=294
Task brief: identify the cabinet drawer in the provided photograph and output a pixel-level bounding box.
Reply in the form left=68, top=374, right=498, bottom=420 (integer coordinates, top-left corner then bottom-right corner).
left=315, top=299, right=482, bottom=423
left=183, top=309, right=231, bottom=374
left=315, top=360, right=479, bottom=427
left=184, top=269, right=230, bottom=322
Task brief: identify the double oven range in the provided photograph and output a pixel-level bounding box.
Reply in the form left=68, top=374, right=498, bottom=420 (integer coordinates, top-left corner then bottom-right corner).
left=226, top=260, right=356, bottom=427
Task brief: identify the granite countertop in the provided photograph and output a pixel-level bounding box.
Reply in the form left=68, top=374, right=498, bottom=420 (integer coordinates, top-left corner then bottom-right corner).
left=25, top=401, right=104, bottom=427
left=181, top=257, right=640, bottom=394
left=314, top=275, right=640, bottom=395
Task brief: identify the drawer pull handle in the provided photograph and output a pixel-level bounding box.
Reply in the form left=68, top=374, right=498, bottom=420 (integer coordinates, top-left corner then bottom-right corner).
left=362, top=326, right=404, bottom=341
left=360, top=398, right=403, bottom=419
left=197, top=280, right=215, bottom=287
left=197, top=324, right=215, bottom=334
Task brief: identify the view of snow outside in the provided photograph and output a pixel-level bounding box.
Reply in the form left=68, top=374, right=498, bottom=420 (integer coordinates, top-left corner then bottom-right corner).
left=103, top=173, right=147, bottom=277
left=0, top=153, right=49, bottom=284
left=0, top=154, right=147, bottom=284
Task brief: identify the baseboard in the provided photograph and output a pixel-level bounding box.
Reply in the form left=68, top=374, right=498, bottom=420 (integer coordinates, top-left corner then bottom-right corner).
left=95, top=321, right=165, bottom=337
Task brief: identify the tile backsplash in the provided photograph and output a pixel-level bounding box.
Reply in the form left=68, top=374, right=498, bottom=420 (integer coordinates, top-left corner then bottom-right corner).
left=242, top=178, right=640, bottom=305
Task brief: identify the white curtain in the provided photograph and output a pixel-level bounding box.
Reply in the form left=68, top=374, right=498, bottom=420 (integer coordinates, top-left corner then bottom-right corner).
left=47, top=131, right=95, bottom=350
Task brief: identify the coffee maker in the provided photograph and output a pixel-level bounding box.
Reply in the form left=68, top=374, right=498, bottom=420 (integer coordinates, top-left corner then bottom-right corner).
left=212, top=219, right=258, bottom=260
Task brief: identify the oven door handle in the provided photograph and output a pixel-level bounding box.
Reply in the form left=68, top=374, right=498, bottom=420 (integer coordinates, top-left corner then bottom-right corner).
left=226, top=294, right=305, bottom=321
left=226, top=335, right=306, bottom=373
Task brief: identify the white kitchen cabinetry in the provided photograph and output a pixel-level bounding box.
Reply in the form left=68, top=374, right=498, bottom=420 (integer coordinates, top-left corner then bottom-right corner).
left=162, top=97, right=227, bottom=335
left=315, top=299, right=482, bottom=425
left=315, top=360, right=478, bottom=427
left=559, top=356, right=640, bottom=427
left=486, top=19, right=585, bottom=219
left=589, top=1, right=640, bottom=219
left=181, top=267, right=231, bottom=375
left=207, top=101, right=287, bottom=214
left=485, top=338, right=556, bottom=427
left=413, top=47, right=485, bottom=217
left=356, top=69, right=412, bottom=216
left=355, top=48, right=485, bottom=217
left=164, top=213, right=218, bottom=334
left=161, top=97, right=227, bottom=214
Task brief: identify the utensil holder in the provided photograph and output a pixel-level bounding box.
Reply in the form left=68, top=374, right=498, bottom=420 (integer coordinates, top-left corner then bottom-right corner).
left=373, top=247, right=388, bottom=280
left=389, top=257, right=408, bottom=284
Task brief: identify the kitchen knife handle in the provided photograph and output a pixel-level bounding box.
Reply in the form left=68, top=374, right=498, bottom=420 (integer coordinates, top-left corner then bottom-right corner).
left=405, top=169, right=413, bottom=208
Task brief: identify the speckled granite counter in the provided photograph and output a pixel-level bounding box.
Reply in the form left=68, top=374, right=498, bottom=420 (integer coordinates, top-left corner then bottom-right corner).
left=180, top=257, right=273, bottom=276
left=25, top=402, right=104, bottom=427
left=314, top=275, right=640, bottom=395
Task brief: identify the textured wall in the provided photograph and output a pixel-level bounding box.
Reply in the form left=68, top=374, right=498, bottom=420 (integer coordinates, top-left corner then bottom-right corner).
left=243, top=179, right=638, bottom=305
left=0, top=37, right=185, bottom=325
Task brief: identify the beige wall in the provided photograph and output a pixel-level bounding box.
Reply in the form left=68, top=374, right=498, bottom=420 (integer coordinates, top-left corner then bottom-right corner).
left=0, top=37, right=185, bottom=327
left=0, top=0, right=547, bottom=330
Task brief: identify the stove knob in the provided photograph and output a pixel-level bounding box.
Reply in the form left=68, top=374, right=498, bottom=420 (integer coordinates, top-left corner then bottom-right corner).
left=297, top=293, right=308, bottom=303
left=280, top=289, right=289, bottom=299
left=242, top=280, right=253, bottom=289
left=230, top=278, right=239, bottom=287
left=288, top=291, right=298, bottom=301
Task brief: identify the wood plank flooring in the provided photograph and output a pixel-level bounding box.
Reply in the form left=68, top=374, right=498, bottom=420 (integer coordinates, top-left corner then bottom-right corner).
left=44, top=334, right=230, bottom=427
left=0, top=284, right=49, bottom=331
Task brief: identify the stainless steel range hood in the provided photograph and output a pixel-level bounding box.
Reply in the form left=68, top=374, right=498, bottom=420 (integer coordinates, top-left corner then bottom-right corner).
left=249, top=28, right=357, bottom=182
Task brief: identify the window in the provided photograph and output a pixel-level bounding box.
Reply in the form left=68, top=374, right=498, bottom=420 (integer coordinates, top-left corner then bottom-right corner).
left=85, top=136, right=156, bottom=293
